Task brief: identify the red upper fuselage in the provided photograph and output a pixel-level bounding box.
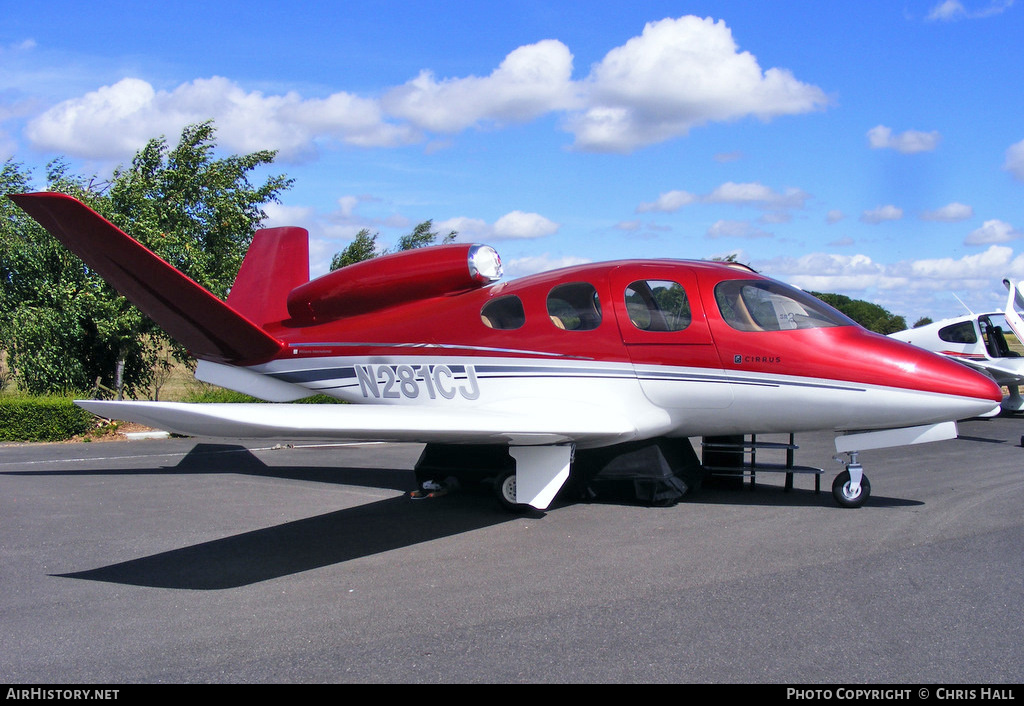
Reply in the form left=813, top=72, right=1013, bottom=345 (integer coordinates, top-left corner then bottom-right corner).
left=261, top=256, right=1001, bottom=407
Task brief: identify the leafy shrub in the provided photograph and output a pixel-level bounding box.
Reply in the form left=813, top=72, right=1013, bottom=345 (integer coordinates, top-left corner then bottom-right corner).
left=0, top=396, right=95, bottom=442
left=0, top=386, right=345, bottom=443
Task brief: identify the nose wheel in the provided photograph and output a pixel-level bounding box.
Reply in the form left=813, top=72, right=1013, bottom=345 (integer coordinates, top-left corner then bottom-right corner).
left=832, top=452, right=870, bottom=508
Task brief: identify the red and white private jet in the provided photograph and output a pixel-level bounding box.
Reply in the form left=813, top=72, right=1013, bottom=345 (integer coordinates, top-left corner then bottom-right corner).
left=10, top=193, right=1001, bottom=510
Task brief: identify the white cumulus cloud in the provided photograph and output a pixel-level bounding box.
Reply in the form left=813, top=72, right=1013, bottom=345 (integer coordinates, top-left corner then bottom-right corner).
left=25, top=78, right=168, bottom=159
left=437, top=211, right=559, bottom=241
left=926, top=0, right=1015, bottom=21
left=860, top=205, right=904, bottom=224
left=704, top=182, right=810, bottom=209
left=636, top=190, right=697, bottom=213
left=25, top=76, right=419, bottom=161
left=382, top=40, right=578, bottom=133
left=965, top=219, right=1022, bottom=245
left=21, top=15, right=831, bottom=162
left=493, top=211, right=560, bottom=239
left=762, top=252, right=904, bottom=293
left=637, top=182, right=809, bottom=214
left=503, top=254, right=591, bottom=278
left=759, top=246, right=1024, bottom=305
left=867, top=125, right=940, bottom=154
left=1005, top=139, right=1024, bottom=181
left=910, top=244, right=1023, bottom=279
left=922, top=202, right=973, bottom=222
left=565, top=16, right=829, bottom=152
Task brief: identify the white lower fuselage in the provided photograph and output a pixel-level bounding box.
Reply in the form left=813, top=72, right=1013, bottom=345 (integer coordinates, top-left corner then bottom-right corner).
left=201, top=353, right=997, bottom=448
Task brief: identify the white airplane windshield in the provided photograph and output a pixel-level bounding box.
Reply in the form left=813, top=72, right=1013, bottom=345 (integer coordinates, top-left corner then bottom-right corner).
left=715, top=280, right=854, bottom=332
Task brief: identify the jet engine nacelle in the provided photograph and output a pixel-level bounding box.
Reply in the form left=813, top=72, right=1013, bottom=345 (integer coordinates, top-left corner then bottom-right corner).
left=285, top=243, right=503, bottom=325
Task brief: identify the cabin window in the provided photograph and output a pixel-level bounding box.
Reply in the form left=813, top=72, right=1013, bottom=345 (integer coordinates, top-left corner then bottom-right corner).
left=481, top=295, right=526, bottom=330
left=715, top=280, right=852, bottom=332
left=625, top=280, right=691, bottom=332
left=938, top=321, right=978, bottom=344
left=547, top=282, right=602, bottom=331
left=980, top=317, right=1014, bottom=358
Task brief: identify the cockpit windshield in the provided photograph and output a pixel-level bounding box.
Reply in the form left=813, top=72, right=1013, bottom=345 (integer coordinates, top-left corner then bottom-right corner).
left=714, top=280, right=854, bottom=332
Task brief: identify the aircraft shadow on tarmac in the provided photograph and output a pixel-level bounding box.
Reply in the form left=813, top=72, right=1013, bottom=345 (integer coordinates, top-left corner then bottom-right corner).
left=685, top=479, right=922, bottom=509
left=50, top=443, right=521, bottom=590
left=57, top=494, right=522, bottom=590
left=46, top=442, right=920, bottom=590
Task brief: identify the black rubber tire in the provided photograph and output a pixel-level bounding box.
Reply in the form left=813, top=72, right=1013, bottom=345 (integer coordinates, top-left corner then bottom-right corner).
left=493, top=469, right=530, bottom=513
left=832, top=469, right=870, bottom=508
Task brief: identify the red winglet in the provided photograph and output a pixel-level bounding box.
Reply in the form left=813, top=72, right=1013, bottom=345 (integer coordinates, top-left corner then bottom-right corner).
left=9, top=192, right=286, bottom=365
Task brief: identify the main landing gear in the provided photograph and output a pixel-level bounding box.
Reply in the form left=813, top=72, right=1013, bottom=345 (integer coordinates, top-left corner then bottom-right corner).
left=493, top=468, right=530, bottom=513
left=832, top=451, right=871, bottom=508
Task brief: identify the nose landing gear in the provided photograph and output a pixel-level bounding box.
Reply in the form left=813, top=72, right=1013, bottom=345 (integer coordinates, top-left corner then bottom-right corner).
left=832, top=451, right=870, bottom=508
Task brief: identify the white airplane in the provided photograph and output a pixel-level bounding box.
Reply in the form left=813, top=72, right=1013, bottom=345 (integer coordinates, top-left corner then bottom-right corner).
left=890, top=279, right=1024, bottom=414
left=9, top=193, right=1003, bottom=511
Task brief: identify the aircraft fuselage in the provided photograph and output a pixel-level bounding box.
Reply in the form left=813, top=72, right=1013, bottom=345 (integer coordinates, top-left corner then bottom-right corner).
left=202, top=258, right=1000, bottom=445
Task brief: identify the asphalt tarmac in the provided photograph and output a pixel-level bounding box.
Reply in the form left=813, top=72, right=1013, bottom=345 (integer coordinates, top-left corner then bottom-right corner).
left=1, top=415, right=1022, bottom=684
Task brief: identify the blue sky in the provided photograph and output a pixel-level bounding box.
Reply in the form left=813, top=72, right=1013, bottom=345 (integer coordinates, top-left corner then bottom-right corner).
left=2, top=0, right=1022, bottom=322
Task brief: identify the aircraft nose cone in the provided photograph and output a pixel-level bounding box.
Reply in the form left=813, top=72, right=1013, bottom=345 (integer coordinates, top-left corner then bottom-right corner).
left=895, top=338, right=1003, bottom=416
left=962, top=366, right=1003, bottom=403
left=921, top=347, right=1003, bottom=403
left=849, top=331, right=1002, bottom=421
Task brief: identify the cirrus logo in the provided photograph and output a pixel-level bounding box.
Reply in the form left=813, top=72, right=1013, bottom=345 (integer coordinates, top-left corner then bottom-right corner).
left=734, top=354, right=781, bottom=364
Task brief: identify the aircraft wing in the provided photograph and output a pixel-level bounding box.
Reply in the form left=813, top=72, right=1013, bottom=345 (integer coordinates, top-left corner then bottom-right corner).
left=78, top=399, right=638, bottom=446
left=958, top=357, right=1024, bottom=386
left=78, top=399, right=641, bottom=510
left=937, top=352, right=1019, bottom=385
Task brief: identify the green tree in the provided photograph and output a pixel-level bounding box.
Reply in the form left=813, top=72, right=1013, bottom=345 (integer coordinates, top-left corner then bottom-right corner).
left=1, top=159, right=131, bottom=395
left=0, top=122, right=292, bottom=397
left=813, top=292, right=907, bottom=334
left=106, top=121, right=293, bottom=298
left=330, top=219, right=457, bottom=270
left=394, top=220, right=457, bottom=252
left=330, top=229, right=380, bottom=270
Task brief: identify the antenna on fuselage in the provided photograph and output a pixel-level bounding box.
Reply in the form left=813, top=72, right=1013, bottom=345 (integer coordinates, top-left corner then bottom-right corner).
left=952, top=292, right=975, bottom=316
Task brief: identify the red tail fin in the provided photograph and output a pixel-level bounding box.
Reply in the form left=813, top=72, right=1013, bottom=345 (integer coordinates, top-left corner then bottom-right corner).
left=9, top=192, right=285, bottom=365
left=226, top=226, right=309, bottom=327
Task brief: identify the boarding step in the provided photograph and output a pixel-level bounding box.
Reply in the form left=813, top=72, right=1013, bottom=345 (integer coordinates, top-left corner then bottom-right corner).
left=701, top=433, right=823, bottom=493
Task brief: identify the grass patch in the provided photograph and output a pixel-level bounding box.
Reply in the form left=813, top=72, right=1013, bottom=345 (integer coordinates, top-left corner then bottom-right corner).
left=179, top=384, right=342, bottom=404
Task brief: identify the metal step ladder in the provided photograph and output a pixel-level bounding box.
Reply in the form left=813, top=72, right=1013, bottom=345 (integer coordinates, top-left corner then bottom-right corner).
left=701, top=433, right=823, bottom=492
